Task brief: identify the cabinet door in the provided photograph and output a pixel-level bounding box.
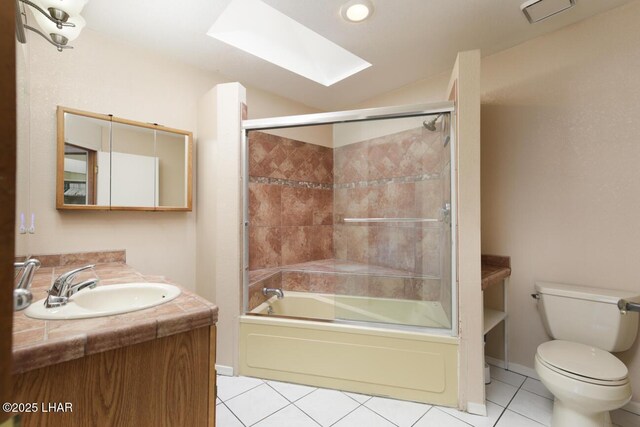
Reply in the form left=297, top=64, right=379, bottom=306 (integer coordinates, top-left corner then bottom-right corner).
left=1, top=0, right=17, bottom=422
left=57, top=110, right=112, bottom=210
left=110, top=121, right=157, bottom=209
left=155, top=130, right=191, bottom=209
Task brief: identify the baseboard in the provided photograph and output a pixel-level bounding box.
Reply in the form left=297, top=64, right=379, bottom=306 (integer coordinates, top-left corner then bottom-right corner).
left=466, top=402, right=487, bottom=416
left=215, top=364, right=234, bottom=376
left=485, top=356, right=539, bottom=380
left=623, top=400, right=640, bottom=416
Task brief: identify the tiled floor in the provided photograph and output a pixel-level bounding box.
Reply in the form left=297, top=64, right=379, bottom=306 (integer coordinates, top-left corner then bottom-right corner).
left=216, top=365, right=640, bottom=427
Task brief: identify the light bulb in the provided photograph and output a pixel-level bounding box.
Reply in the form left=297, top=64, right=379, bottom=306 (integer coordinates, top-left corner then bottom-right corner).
left=341, top=0, right=373, bottom=23
left=32, top=10, right=86, bottom=42
left=34, top=0, right=88, bottom=16
left=346, top=4, right=370, bottom=22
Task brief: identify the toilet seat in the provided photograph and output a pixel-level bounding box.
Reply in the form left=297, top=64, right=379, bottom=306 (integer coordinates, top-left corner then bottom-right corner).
left=536, top=340, right=629, bottom=386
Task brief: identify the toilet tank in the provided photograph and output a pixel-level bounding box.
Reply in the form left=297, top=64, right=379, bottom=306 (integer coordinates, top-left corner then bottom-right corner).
left=535, top=281, right=640, bottom=352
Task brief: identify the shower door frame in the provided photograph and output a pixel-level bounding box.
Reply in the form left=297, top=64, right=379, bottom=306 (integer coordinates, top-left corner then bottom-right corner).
left=241, top=101, right=458, bottom=337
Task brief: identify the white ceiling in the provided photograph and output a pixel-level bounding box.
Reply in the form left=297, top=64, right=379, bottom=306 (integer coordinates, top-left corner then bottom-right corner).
left=82, top=0, right=633, bottom=111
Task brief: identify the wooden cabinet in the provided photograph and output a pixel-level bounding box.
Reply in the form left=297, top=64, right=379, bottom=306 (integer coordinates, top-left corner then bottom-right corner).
left=13, top=326, right=217, bottom=427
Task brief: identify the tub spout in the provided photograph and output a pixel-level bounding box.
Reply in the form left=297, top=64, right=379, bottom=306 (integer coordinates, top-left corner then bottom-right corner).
left=263, top=287, right=284, bottom=299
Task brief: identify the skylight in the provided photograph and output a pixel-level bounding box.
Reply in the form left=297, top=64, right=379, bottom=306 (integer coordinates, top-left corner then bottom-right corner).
left=207, top=0, right=372, bottom=87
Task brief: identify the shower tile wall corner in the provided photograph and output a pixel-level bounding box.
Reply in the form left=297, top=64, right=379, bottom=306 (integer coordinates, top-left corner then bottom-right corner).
left=248, top=132, right=333, bottom=271
left=332, top=127, right=448, bottom=282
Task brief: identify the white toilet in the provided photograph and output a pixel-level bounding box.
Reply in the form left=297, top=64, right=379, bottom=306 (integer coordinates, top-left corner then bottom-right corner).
left=533, top=281, right=639, bottom=427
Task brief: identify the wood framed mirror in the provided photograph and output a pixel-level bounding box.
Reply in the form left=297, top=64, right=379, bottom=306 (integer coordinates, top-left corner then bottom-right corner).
left=56, top=106, right=193, bottom=211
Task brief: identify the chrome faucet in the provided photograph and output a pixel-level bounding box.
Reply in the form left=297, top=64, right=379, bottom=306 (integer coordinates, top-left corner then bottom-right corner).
left=14, top=258, right=41, bottom=310
left=262, top=287, right=284, bottom=299
left=45, top=264, right=98, bottom=308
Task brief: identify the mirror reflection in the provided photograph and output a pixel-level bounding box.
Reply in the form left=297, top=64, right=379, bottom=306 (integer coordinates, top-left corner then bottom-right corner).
left=58, top=107, right=192, bottom=211
left=63, top=114, right=110, bottom=206
left=111, top=122, right=157, bottom=208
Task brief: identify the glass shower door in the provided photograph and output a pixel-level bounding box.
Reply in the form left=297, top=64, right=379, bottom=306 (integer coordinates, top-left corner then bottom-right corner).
left=332, top=113, right=453, bottom=330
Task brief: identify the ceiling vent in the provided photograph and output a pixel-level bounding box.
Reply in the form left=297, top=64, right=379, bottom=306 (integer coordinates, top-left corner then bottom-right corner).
left=521, top=0, right=575, bottom=24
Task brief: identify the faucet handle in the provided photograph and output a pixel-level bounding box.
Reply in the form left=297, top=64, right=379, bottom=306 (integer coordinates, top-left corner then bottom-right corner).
left=13, top=258, right=40, bottom=311
left=14, top=258, right=41, bottom=290
left=56, top=264, right=95, bottom=282
left=51, top=264, right=95, bottom=295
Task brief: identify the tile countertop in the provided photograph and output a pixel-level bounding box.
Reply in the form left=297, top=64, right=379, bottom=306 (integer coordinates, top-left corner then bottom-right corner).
left=481, top=255, right=512, bottom=291
left=12, top=260, right=218, bottom=375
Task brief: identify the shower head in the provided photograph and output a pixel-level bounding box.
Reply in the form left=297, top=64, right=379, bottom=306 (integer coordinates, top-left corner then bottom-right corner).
left=422, top=114, right=442, bottom=131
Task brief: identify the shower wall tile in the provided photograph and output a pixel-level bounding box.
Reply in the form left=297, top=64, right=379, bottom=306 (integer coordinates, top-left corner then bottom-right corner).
left=334, top=143, right=368, bottom=184
left=367, top=276, right=406, bottom=299
left=281, top=187, right=315, bottom=225
left=415, top=179, right=443, bottom=220
left=249, top=227, right=281, bottom=270
left=249, top=132, right=334, bottom=270
left=277, top=263, right=440, bottom=301
left=249, top=183, right=281, bottom=227
left=248, top=271, right=282, bottom=311
left=281, top=271, right=308, bottom=292
left=334, top=127, right=444, bottom=184
left=416, top=227, right=442, bottom=277
left=368, top=227, right=415, bottom=272
left=333, top=225, right=347, bottom=259
left=368, top=182, right=416, bottom=218
left=281, top=226, right=333, bottom=265
left=313, top=189, right=333, bottom=225
left=248, top=131, right=333, bottom=184
left=405, top=278, right=441, bottom=301
left=345, top=226, right=370, bottom=265
left=281, top=187, right=333, bottom=226
left=334, top=275, right=369, bottom=297
left=308, top=273, right=338, bottom=294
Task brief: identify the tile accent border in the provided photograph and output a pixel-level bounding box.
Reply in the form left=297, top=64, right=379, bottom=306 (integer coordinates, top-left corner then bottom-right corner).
left=250, top=176, right=332, bottom=190
left=334, top=173, right=442, bottom=189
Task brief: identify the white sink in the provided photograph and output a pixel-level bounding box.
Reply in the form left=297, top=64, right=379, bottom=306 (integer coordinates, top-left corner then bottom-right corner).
left=25, top=283, right=181, bottom=320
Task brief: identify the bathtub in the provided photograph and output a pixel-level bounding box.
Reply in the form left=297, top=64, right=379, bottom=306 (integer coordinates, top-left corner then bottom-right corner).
left=250, top=291, right=451, bottom=329
left=239, top=291, right=459, bottom=406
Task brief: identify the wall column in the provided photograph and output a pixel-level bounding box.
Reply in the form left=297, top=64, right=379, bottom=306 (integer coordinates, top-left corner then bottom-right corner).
left=197, top=83, right=246, bottom=374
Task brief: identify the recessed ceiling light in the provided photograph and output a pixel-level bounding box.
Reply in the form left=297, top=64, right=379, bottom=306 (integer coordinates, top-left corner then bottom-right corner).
left=341, top=0, right=374, bottom=23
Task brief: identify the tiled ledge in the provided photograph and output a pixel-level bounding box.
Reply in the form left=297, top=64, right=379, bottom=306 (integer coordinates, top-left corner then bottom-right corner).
left=481, top=255, right=512, bottom=291
left=247, top=259, right=442, bottom=311
left=12, top=255, right=217, bottom=375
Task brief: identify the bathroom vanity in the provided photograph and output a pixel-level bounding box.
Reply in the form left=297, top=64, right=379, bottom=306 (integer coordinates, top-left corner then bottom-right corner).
left=10, top=252, right=218, bottom=427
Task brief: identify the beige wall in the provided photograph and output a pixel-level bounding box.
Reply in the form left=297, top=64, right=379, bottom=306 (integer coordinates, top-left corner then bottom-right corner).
left=20, top=27, right=325, bottom=291
left=247, top=88, right=333, bottom=147
left=15, top=41, right=30, bottom=256
left=355, top=0, right=640, bottom=407
left=481, top=1, right=640, bottom=406
left=448, top=51, right=484, bottom=414
left=196, top=84, right=246, bottom=372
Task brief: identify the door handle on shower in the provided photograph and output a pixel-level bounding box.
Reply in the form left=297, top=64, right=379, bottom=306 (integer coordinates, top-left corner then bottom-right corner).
left=342, top=218, right=439, bottom=223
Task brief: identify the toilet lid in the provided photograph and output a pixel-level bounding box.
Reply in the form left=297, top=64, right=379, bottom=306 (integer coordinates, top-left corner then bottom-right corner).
left=537, top=340, right=628, bottom=382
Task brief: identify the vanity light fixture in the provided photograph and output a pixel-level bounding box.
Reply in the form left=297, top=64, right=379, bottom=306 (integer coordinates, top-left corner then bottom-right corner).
left=15, top=0, right=88, bottom=52
left=341, top=0, right=374, bottom=23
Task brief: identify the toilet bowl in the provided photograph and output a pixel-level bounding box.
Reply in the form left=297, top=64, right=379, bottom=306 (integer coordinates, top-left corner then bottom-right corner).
left=535, top=340, right=631, bottom=427
left=532, top=282, right=639, bottom=427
